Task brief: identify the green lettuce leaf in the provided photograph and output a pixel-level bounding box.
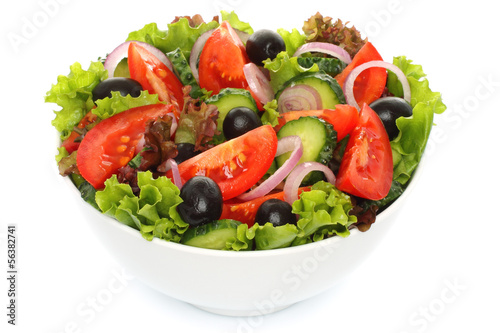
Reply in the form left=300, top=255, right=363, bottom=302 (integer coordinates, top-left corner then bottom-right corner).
left=220, top=10, right=253, bottom=34
left=95, top=171, right=188, bottom=242
left=277, top=28, right=306, bottom=57
left=92, top=90, right=162, bottom=119
left=250, top=223, right=299, bottom=250
left=126, top=18, right=219, bottom=58
left=291, top=181, right=357, bottom=245
left=45, top=61, right=107, bottom=138
left=263, top=51, right=319, bottom=93
left=387, top=56, right=447, bottom=184
left=260, top=99, right=280, bottom=127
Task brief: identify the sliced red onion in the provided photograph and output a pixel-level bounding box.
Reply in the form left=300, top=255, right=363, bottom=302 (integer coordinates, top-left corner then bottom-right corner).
left=293, top=42, right=352, bottom=64
left=243, top=63, right=274, bottom=105
left=277, top=84, right=322, bottom=113
left=104, top=40, right=173, bottom=78
left=189, top=29, right=215, bottom=83
left=234, top=29, right=250, bottom=44
left=283, top=162, right=336, bottom=205
left=344, top=60, right=411, bottom=110
left=237, top=136, right=303, bottom=201
left=163, top=158, right=183, bottom=189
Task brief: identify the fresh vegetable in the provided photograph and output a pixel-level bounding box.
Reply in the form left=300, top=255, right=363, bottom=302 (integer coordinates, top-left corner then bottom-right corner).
left=77, top=103, right=176, bottom=189
left=128, top=42, right=185, bottom=112
left=274, top=105, right=358, bottom=141
left=170, top=125, right=278, bottom=201
left=336, top=103, right=393, bottom=200
left=276, top=116, right=336, bottom=184
left=277, top=71, right=345, bottom=113
left=198, top=21, right=250, bottom=95
left=181, top=219, right=243, bottom=250
left=334, top=42, right=387, bottom=107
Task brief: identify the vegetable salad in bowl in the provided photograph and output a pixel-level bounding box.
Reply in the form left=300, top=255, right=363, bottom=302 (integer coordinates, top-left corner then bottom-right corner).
left=46, top=11, right=445, bottom=251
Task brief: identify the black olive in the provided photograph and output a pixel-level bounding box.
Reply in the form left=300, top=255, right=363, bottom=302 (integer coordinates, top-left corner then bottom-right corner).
left=255, top=199, right=297, bottom=227
left=92, top=77, right=143, bottom=102
left=177, top=176, right=223, bottom=227
left=246, top=29, right=286, bottom=65
left=174, top=143, right=199, bottom=164
left=223, top=107, right=262, bottom=140
left=369, top=97, right=413, bottom=140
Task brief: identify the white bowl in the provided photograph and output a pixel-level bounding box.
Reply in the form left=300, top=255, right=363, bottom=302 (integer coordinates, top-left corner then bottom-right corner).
left=66, top=160, right=423, bottom=317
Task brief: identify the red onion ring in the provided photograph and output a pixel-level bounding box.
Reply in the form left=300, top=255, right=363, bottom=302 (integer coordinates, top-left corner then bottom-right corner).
left=189, top=29, right=215, bottom=83
left=237, top=136, right=303, bottom=201
left=293, top=42, right=352, bottom=64
left=283, top=162, right=336, bottom=205
left=243, top=63, right=274, bottom=106
left=162, top=158, right=183, bottom=189
left=104, top=41, right=173, bottom=78
left=344, top=60, right=411, bottom=110
left=277, top=84, right=322, bottom=113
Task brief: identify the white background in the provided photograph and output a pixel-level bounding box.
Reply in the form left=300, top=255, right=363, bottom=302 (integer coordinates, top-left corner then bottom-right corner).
left=1, top=0, right=499, bottom=332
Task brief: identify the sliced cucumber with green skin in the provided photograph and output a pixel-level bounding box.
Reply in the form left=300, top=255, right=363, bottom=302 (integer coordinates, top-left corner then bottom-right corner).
left=277, top=71, right=345, bottom=110
left=166, top=48, right=204, bottom=99
left=205, top=88, right=258, bottom=133
left=296, top=57, right=347, bottom=77
left=276, top=116, right=336, bottom=184
left=181, top=219, right=241, bottom=250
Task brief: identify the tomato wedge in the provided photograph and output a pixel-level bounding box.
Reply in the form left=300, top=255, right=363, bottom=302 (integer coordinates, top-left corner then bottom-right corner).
left=335, top=103, right=393, bottom=200
left=335, top=42, right=387, bottom=107
left=170, top=125, right=278, bottom=201
left=221, top=188, right=310, bottom=226
left=198, top=21, right=250, bottom=96
left=274, top=105, right=359, bottom=142
left=77, top=103, right=175, bottom=189
left=128, top=42, right=184, bottom=115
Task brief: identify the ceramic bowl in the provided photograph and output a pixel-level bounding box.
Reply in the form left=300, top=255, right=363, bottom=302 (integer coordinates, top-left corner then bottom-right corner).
left=66, top=160, right=423, bottom=317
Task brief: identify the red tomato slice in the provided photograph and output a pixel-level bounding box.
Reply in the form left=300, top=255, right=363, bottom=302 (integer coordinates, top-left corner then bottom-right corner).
left=221, top=188, right=310, bottom=226
left=274, top=105, right=359, bottom=142
left=128, top=42, right=184, bottom=115
left=61, top=111, right=98, bottom=153
left=77, top=103, right=175, bottom=189
left=198, top=21, right=250, bottom=96
left=335, top=42, right=387, bottom=107
left=335, top=103, right=393, bottom=200
left=171, top=125, right=278, bottom=201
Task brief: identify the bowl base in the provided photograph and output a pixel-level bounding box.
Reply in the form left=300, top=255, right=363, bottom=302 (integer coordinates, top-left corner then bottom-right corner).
left=191, top=303, right=293, bottom=317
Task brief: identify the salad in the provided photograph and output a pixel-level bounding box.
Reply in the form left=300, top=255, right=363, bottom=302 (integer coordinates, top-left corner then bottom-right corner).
left=46, top=12, right=446, bottom=251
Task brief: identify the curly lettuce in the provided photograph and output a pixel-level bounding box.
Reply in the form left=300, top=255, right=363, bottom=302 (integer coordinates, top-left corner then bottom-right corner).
left=92, top=90, right=162, bottom=120
left=45, top=61, right=107, bottom=138
left=292, top=181, right=357, bottom=245
left=95, top=171, right=188, bottom=242
left=388, top=56, right=447, bottom=184
left=126, top=16, right=219, bottom=58
left=263, top=51, right=320, bottom=93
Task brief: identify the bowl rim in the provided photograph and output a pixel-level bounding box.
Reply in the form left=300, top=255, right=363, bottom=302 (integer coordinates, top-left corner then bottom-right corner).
left=66, top=152, right=425, bottom=258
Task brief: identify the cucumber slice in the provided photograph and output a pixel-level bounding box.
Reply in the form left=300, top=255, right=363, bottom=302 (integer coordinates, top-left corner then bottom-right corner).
left=276, top=116, right=336, bottom=184
left=166, top=48, right=204, bottom=98
left=205, top=88, right=258, bottom=132
left=296, top=57, right=347, bottom=77
left=181, top=219, right=241, bottom=250
left=277, top=71, right=345, bottom=110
